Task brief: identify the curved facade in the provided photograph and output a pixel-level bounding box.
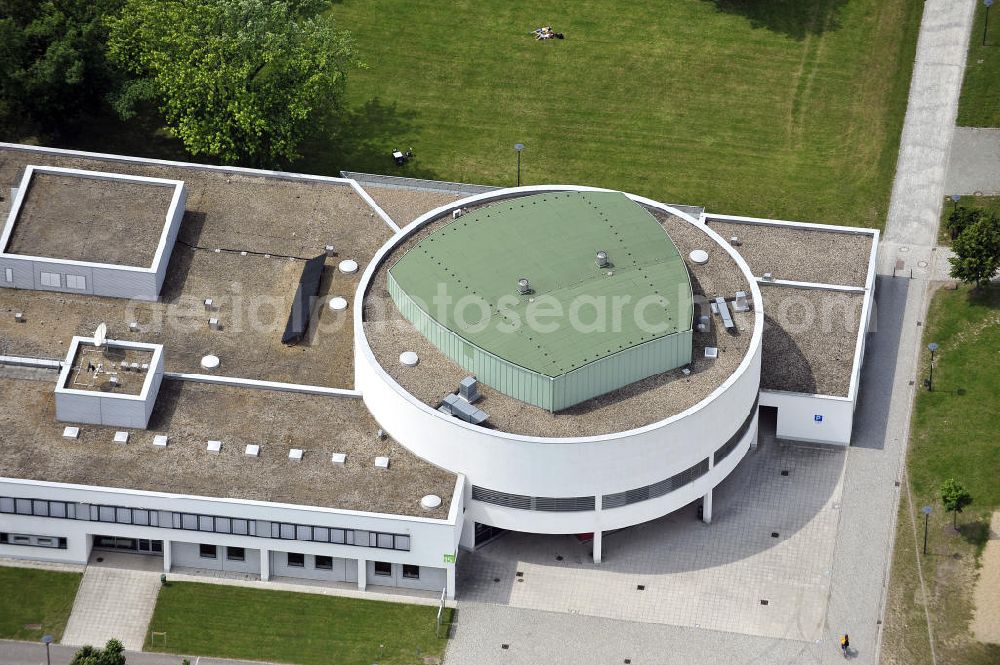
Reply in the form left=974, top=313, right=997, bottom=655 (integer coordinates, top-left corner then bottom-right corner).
left=355, top=186, right=764, bottom=538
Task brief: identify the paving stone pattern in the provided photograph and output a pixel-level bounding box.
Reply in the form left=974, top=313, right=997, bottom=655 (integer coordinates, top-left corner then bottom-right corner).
left=458, top=420, right=845, bottom=643
left=62, top=565, right=160, bottom=651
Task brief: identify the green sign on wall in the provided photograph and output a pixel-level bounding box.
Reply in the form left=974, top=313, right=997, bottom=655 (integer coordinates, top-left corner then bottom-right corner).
left=443, top=553, right=456, bottom=564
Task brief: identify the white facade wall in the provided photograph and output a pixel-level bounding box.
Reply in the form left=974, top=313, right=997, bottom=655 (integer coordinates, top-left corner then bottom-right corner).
left=758, top=390, right=855, bottom=445
left=0, top=476, right=464, bottom=598
left=354, top=186, right=765, bottom=536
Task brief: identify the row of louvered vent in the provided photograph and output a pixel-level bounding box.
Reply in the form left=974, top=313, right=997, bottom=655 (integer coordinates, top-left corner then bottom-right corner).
left=471, top=486, right=596, bottom=512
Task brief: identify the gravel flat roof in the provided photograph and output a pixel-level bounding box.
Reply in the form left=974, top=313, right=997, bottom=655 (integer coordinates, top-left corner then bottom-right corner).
left=364, top=203, right=754, bottom=437
left=706, top=218, right=874, bottom=287
left=0, top=373, right=455, bottom=517
left=0, top=146, right=394, bottom=387
left=759, top=285, right=863, bottom=397
left=361, top=185, right=463, bottom=227
left=4, top=170, right=175, bottom=266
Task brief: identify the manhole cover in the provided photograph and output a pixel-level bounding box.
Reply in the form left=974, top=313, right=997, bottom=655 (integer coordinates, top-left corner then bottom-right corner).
left=918, top=261, right=928, bottom=268
left=96, top=557, right=104, bottom=562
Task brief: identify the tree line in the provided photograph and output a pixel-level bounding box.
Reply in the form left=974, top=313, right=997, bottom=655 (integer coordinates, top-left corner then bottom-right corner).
left=0, top=0, right=360, bottom=167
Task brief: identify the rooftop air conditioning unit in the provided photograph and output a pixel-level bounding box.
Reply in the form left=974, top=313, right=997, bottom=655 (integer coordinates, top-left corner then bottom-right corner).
left=459, top=376, right=481, bottom=403
left=517, top=278, right=531, bottom=295
left=453, top=209, right=463, bottom=220
left=595, top=250, right=609, bottom=268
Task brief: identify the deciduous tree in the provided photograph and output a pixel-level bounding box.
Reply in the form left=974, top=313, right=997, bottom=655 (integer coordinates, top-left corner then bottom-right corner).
left=0, top=0, right=122, bottom=136
left=949, top=213, right=1000, bottom=287
left=106, top=0, right=361, bottom=166
left=940, top=478, right=973, bottom=530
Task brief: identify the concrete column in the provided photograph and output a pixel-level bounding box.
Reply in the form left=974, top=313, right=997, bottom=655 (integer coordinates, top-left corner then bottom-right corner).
left=459, top=520, right=475, bottom=551
left=446, top=564, right=456, bottom=599
left=702, top=488, right=713, bottom=525
left=593, top=530, right=603, bottom=564
left=260, top=547, right=270, bottom=581
left=162, top=540, right=171, bottom=573
left=357, top=558, right=367, bottom=591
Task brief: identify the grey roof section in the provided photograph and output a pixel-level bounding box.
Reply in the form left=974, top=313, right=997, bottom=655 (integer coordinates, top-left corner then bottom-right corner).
left=341, top=171, right=499, bottom=196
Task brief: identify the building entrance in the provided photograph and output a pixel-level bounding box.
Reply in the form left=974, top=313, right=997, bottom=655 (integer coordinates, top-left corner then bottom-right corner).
left=93, top=535, right=163, bottom=555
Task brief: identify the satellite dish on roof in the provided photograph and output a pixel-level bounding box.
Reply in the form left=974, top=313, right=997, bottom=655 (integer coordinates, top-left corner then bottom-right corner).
left=93, top=323, right=108, bottom=348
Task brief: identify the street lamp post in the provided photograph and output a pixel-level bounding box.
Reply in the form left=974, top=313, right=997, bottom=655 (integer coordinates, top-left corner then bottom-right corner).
left=514, top=143, right=524, bottom=187
left=927, top=342, right=939, bottom=391
left=985, top=0, right=994, bottom=47
left=42, top=635, right=53, bottom=665
left=922, top=506, right=933, bottom=555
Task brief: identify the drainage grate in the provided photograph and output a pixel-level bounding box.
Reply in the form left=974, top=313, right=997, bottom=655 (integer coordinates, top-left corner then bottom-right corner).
left=493, top=577, right=500, bottom=583
left=637, top=584, right=645, bottom=591
left=555, top=555, right=563, bottom=561
left=501, top=644, right=509, bottom=650
left=771, top=532, right=779, bottom=538
left=625, top=660, right=632, bottom=664
left=516, top=571, right=524, bottom=577
left=780, top=470, right=789, bottom=476
left=760, top=599, right=769, bottom=606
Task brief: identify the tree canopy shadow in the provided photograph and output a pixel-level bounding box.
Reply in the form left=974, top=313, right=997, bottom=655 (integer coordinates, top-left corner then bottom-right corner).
left=701, top=0, right=849, bottom=40
left=296, top=96, right=440, bottom=180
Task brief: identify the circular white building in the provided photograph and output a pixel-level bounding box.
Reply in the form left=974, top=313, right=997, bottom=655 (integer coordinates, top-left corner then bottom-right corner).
left=355, top=186, right=763, bottom=559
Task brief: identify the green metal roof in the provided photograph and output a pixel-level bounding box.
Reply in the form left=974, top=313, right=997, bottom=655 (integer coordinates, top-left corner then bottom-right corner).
left=388, top=191, right=693, bottom=377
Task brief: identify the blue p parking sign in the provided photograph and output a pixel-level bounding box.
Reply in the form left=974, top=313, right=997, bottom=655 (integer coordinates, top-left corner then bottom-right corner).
left=814, top=414, right=823, bottom=422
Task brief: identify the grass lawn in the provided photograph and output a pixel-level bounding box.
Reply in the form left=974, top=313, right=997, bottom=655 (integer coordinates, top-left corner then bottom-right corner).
left=957, top=2, right=1000, bottom=127
left=880, top=284, right=1000, bottom=665
left=938, top=196, right=1000, bottom=244
left=145, top=582, right=451, bottom=665
left=304, top=0, right=922, bottom=228
left=0, top=567, right=81, bottom=641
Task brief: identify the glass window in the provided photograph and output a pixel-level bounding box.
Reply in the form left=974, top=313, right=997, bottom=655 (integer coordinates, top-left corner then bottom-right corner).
left=66, top=275, right=86, bottom=290
left=296, top=525, right=312, bottom=541
left=373, top=561, right=392, bottom=577
left=368, top=532, right=377, bottom=547
left=346, top=530, right=355, bottom=545
left=58, top=538, right=68, bottom=549
left=181, top=514, right=197, bottom=530
left=32, top=500, right=49, bottom=517
left=36, top=537, right=54, bottom=547
left=394, top=535, right=411, bottom=551
left=116, top=508, right=132, bottom=524
left=287, top=552, right=304, bottom=567
left=198, top=515, right=214, bottom=532
left=215, top=517, right=231, bottom=534
left=15, top=499, right=31, bottom=515
left=270, top=523, right=280, bottom=538
left=330, top=529, right=345, bottom=544
left=377, top=533, right=393, bottom=549
left=315, top=555, right=333, bottom=570
left=227, top=547, right=245, bottom=562
left=232, top=519, right=249, bottom=535
left=99, top=506, right=115, bottom=522
left=312, top=527, right=329, bottom=543
left=280, top=523, right=295, bottom=540
left=199, top=544, right=217, bottom=559
left=49, top=502, right=67, bottom=519
left=132, top=510, right=149, bottom=526
left=402, top=564, right=420, bottom=579
left=0, top=498, right=13, bottom=513
left=11, top=535, right=30, bottom=544
left=0, top=533, right=7, bottom=543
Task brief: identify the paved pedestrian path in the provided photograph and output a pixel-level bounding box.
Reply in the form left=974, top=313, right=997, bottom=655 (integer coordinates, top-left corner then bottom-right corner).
left=945, top=127, right=1000, bottom=195
left=885, top=0, right=977, bottom=247
left=61, top=564, right=160, bottom=651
